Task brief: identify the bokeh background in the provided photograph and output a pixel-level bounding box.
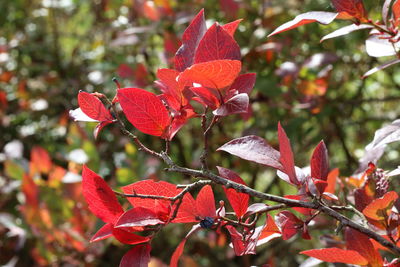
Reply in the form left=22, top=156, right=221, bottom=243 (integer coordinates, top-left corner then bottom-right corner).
left=1, top=0, right=400, bottom=266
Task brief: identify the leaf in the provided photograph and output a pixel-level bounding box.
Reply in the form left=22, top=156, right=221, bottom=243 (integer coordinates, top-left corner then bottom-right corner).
left=345, top=228, right=383, bottom=266
left=170, top=224, right=201, bottom=267
left=217, top=135, right=282, bottom=169
left=284, top=195, right=314, bottom=216
left=325, top=168, right=339, bottom=194
left=275, top=211, right=303, bottom=240
left=268, top=12, right=339, bottom=37
left=191, top=86, right=220, bottom=109
left=78, top=91, right=113, bottom=121
left=119, top=243, right=151, bottom=267
left=332, top=0, right=368, bottom=21
left=117, top=88, right=170, bottom=137
left=394, top=0, right=400, bottom=25
left=382, top=0, right=393, bottom=25
left=300, top=248, right=368, bottom=265
left=365, top=35, right=400, bottom=57
left=112, top=228, right=151, bottom=245
left=365, top=119, right=400, bottom=150
left=90, top=223, right=113, bottom=243
left=175, top=9, right=207, bottom=71
left=226, top=224, right=265, bottom=256
left=196, top=185, right=216, bottom=218
left=178, top=60, right=241, bottom=90
left=30, top=146, right=52, bottom=175
left=213, top=93, right=249, bottom=117
left=222, top=19, right=242, bottom=36
left=363, top=191, right=399, bottom=221
left=156, top=68, right=182, bottom=105
left=69, top=108, right=98, bottom=122
left=115, top=207, right=166, bottom=229
left=363, top=58, right=400, bottom=78
left=320, top=24, right=372, bottom=42
left=194, top=23, right=241, bottom=64
left=257, top=214, right=282, bottom=246
left=310, top=140, right=329, bottom=181
left=217, top=166, right=249, bottom=218
left=278, top=122, right=298, bottom=185
left=82, top=165, right=124, bottom=224
left=229, top=73, right=257, bottom=95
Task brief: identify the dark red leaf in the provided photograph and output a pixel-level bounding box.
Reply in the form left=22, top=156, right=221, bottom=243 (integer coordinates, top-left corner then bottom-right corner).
left=219, top=0, right=239, bottom=18
left=217, top=166, right=249, bottom=218
left=222, top=19, right=242, bottom=36
left=78, top=91, right=113, bottom=121
left=119, top=243, right=151, bottom=267
left=82, top=165, right=123, bottom=224
left=112, top=228, right=151, bottom=245
left=311, top=140, right=329, bottom=181
left=213, top=93, right=249, bottom=117
left=117, top=88, right=170, bottom=137
left=300, top=248, right=368, bottom=265
left=190, top=86, right=220, bottom=109
left=226, top=224, right=265, bottom=256
left=194, top=23, right=241, bottom=64
left=229, top=73, right=256, bottom=95
left=363, top=191, right=398, bottom=221
left=345, top=228, right=383, bottom=266
left=178, top=60, right=241, bottom=90
left=175, top=9, right=207, bottom=71
left=278, top=122, right=298, bottom=185
left=275, top=211, right=303, bottom=240
left=90, top=223, right=113, bottom=243
left=268, top=12, right=338, bottom=37
left=196, top=185, right=216, bottom=218
left=332, top=0, right=368, bottom=21
left=115, top=207, right=166, bottom=229
left=218, top=135, right=282, bottom=169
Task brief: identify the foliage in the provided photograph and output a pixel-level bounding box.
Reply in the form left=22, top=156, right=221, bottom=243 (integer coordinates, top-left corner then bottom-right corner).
left=2, top=0, right=400, bottom=266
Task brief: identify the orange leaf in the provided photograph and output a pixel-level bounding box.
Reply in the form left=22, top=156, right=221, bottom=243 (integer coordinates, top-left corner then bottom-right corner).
left=363, top=191, right=399, bottom=221
left=301, top=248, right=368, bottom=265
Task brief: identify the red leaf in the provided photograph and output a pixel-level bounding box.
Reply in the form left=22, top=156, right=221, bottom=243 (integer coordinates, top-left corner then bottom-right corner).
left=278, top=122, right=298, bottom=185
left=170, top=224, right=201, bottom=267
left=219, top=0, right=239, bottom=18
left=194, top=23, right=241, bottom=64
left=394, top=0, right=400, bottom=26
left=229, top=73, right=256, bottom=95
left=82, top=165, right=123, bottom=224
left=156, top=68, right=184, bottom=106
left=325, top=168, right=339, bottom=194
left=196, top=185, right=216, bottom=218
left=117, top=88, right=170, bottom=137
left=257, top=214, right=282, bottom=246
left=175, top=9, right=207, bottom=71
left=115, top=207, right=166, bottom=229
left=275, top=211, right=303, bottom=240
left=78, top=91, right=113, bottom=121
left=217, top=135, right=282, bottom=169
left=222, top=19, right=242, bottom=36
left=345, top=228, right=383, bottom=266
left=213, top=93, right=249, bottom=117
left=90, top=223, right=113, bottom=243
left=117, top=63, right=134, bottom=79
left=22, top=174, right=39, bottom=208
left=217, top=166, right=249, bottom=218
left=112, top=228, right=151, bottom=245
left=268, top=12, right=339, bottom=37
left=178, top=60, right=241, bottom=90
left=363, top=191, right=399, bottom=221
left=300, top=248, right=368, bottom=265
left=226, top=224, right=265, bottom=256
left=191, top=86, right=220, bottom=109
left=94, top=120, right=113, bottom=139
left=119, top=243, right=151, bottom=267
left=311, top=140, right=329, bottom=181
left=332, top=0, right=368, bottom=21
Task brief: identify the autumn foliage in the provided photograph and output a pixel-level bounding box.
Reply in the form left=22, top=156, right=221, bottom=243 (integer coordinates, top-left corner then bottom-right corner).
left=69, top=4, right=400, bottom=266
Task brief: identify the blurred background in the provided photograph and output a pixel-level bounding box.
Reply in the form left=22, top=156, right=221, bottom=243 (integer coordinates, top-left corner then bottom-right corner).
left=1, top=0, right=400, bottom=266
